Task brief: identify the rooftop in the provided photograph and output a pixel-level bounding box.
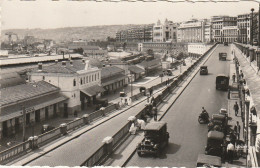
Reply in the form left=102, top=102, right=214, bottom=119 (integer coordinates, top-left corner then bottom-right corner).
left=30, top=60, right=98, bottom=74
left=101, top=66, right=125, bottom=78
left=0, top=81, right=59, bottom=107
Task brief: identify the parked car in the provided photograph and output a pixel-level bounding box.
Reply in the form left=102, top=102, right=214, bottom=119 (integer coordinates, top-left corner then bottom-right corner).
left=200, top=66, right=208, bottom=75
left=41, top=124, right=55, bottom=134
left=216, top=74, right=229, bottom=91
left=166, top=69, right=174, bottom=76
left=205, top=131, right=224, bottom=157
left=219, top=53, right=227, bottom=61
left=196, top=154, right=222, bottom=167
left=137, top=121, right=169, bottom=157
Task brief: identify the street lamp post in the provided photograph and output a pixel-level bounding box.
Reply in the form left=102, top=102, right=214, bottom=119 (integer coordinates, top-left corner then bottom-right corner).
left=251, top=8, right=255, bottom=46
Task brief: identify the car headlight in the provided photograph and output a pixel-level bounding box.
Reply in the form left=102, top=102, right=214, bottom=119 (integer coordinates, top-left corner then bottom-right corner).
left=154, top=144, right=158, bottom=149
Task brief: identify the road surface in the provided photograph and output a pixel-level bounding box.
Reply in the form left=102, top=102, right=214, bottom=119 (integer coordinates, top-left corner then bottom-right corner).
left=126, top=44, right=231, bottom=167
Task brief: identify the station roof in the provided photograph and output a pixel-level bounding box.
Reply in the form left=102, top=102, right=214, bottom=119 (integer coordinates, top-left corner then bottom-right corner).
left=30, top=60, right=98, bottom=74
left=0, top=81, right=59, bottom=107
left=0, top=72, right=26, bottom=89
left=128, top=65, right=145, bottom=74
left=101, top=66, right=125, bottom=78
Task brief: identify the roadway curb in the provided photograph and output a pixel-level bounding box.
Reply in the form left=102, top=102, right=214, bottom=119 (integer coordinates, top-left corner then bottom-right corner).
left=122, top=44, right=218, bottom=167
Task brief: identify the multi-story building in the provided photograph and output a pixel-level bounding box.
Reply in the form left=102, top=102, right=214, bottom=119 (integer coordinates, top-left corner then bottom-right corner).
left=177, top=19, right=210, bottom=43
left=251, top=12, right=259, bottom=45
left=29, top=60, right=103, bottom=115
left=83, top=46, right=107, bottom=60
left=116, top=25, right=153, bottom=43
left=237, top=13, right=251, bottom=44
left=153, top=19, right=177, bottom=42
left=212, top=15, right=238, bottom=43
left=204, top=19, right=212, bottom=43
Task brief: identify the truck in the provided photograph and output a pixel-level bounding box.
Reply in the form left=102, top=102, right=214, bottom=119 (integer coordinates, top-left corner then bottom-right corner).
left=219, top=53, right=227, bottom=61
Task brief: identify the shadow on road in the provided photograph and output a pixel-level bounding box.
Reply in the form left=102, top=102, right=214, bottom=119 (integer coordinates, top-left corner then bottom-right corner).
left=158, top=142, right=181, bottom=159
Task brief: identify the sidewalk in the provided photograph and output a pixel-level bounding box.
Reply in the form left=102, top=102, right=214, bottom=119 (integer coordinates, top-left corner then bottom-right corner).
left=225, top=51, right=246, bottom=167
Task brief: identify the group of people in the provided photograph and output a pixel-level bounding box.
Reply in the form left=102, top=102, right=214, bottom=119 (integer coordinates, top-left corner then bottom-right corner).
left=232, top=70, right=244, bottom=83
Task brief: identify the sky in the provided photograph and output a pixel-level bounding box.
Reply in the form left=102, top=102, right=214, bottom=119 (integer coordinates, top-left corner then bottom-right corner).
left=1, top=0, right=260, bottom=30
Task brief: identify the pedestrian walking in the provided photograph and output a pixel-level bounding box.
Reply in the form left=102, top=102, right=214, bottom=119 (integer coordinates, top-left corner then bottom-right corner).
left=232, top=73, right=236, bottom=83
left=240, top=70, right=244, bottom=79
left=227, top=142, right=235, bottom=163
left=152, top=106, right=158, bottom=121
left=233, top=101, right=239, bottom=116
left=236, top=121, right=241, bottom=140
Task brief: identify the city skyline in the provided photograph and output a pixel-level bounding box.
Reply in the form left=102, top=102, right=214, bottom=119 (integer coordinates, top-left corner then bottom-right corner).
left=1, top=0, right=259, bottom=30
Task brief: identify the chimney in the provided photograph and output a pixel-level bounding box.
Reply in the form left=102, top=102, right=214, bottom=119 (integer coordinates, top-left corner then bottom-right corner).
left=55, top=60, right=58, bottom=64
left=61, top=61, right=66, bottom=67
left=70, top=60, right=73, bottom=66
left=38, top=63, right=42, bottom=71
left=85, top=60, right=90, bottom=70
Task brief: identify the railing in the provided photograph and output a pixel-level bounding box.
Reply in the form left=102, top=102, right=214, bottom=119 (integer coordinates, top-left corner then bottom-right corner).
left=37, top=127, right=61, bottom=146
left=67, top=118, right=84, bottom=131
left=0, top=140, right=31, bottom=164
left=81, top=145, right=106, bottom=167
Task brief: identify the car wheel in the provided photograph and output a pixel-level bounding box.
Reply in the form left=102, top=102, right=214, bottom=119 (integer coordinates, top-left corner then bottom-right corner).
left=137, top=151, right=143, bottom=157
left=198, top=117, right=204, bottom=124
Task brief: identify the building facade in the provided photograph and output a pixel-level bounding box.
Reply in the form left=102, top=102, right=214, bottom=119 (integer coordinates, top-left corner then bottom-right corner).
left=177, top=19, right=210, bottom=43
left=29, top=60, right=103, bottom=115
left=83, top=46, right=107, bottom=60
left=212, top=15, right=238, bottom=43
left=116, top=25, right=153, bottom=43
left=237, top=13, right=251, bottom=44
left=153, top=19, right=177, bottom=42
left=0, top=79, right=67, bottom=140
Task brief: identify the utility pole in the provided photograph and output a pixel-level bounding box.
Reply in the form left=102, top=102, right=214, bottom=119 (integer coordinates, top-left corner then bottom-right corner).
left=258, top=3, right=260, bottom=48
left=22, top=105, right=26, bottom=142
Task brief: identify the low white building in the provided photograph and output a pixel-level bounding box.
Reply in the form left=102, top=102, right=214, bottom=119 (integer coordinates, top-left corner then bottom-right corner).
left=188, top=43, right=212, bottom=55
left=29, top=59, right=103, bottom=116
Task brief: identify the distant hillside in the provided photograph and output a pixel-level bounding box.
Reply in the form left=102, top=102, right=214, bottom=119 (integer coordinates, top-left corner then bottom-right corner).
left=2, top=24, right=151, bottom=42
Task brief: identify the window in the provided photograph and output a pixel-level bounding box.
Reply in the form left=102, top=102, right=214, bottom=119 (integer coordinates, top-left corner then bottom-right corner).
left=83, top=77, right=85, bottom=84
left=73, top=79, right=76, bottom=86
left=43, top=76, right=45, bottom=80
left=95, top=74, right=96, bottom=81
left=86, top=76, right=88, bottom=83
left=80, top=78, right=83, bottom=85
left=92, top=75, right=94, bottom=81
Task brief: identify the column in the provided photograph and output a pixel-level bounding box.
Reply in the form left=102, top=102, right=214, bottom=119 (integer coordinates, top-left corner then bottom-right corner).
left=256, top=50, right=260, bottom=68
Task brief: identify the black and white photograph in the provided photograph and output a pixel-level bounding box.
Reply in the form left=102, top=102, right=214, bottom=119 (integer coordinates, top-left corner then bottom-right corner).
left=0, top=0, right=260, bottom=167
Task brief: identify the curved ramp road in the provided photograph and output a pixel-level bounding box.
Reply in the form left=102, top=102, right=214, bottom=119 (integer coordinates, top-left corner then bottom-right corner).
left=126, top=44, right=231, bottom=167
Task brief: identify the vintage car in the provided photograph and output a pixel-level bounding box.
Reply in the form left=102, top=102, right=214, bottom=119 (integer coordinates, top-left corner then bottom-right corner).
left=196, top=154, right=222, bottom=167
left=166, top=69, right=174, bottom=76
left=205, top=131, right=225, bottom=157
left=219, top=53, right=227, bottom=61
left=139, top=86, right=147, bottom=95
left=95, top=98, right=109, bottom=110
left=200, top=66, right=208, bottom=75
left=208, top=114, right=228, bottom=134
left=216, top=74, right=229, bottom=91
left=224, top=42, right=228, bottom=46
left=41, top=124, right=55, bottom=134
left=137, top=121, right=169, bottom=157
